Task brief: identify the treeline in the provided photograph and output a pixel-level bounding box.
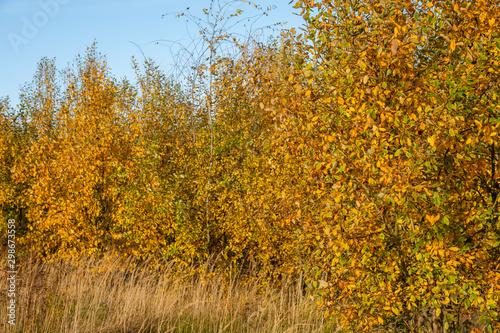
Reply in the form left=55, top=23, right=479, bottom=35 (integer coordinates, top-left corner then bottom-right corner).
left=1, top=0, right=500, bottom=331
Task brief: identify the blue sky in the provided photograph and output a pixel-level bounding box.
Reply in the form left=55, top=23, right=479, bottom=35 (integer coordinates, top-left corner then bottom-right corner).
left=0, top=0, right=304, bottom=107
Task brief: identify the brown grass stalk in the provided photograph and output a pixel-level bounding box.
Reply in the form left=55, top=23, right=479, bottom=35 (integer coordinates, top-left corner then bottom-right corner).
left=0, top=253, right=339, bottom=333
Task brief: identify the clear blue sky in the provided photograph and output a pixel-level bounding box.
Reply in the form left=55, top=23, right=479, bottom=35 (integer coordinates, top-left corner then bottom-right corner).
left=0, top=0, right=304, bottom=107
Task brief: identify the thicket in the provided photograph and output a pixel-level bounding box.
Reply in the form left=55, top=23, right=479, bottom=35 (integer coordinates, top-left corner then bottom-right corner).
left=1, top=0, right=500, bottom=331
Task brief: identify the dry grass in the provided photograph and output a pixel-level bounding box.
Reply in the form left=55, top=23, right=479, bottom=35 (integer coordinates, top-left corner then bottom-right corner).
left=0, top=253, right=338, bottom=333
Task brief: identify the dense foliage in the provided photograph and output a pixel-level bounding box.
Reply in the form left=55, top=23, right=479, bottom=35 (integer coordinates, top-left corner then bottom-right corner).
left=1, top=0, right=499, bottom=331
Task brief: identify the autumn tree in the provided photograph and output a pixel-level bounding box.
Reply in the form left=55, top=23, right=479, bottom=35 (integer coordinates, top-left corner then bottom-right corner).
left=281, top=0, right=500, bottom=331
left=12, top=47, right=144, bottom=258
left=5, top=1, right=500, bottom=331
left=0, top=98, right=21, bottom=237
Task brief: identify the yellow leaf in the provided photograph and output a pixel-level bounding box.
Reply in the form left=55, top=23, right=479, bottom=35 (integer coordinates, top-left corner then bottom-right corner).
left=337, top=97, right=344, bottom=105
left=450, top=39, right=456, bottom=52
left=436, top=307, right=441, bottom=317
left=427, top=214, right=440, bottom=225
left=449, top=247, right=459, bottom=252
left=427, top=136, right=435, bottom=146
left=378, top=316, right=384, bottom=324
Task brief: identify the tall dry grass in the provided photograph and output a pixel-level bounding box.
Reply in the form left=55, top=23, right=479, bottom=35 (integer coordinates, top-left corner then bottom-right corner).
left=0, top=253, right=338, bottom=333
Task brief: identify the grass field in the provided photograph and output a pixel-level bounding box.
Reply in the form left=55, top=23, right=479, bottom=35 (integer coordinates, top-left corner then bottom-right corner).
left=0, top=253, right=339, bottom=333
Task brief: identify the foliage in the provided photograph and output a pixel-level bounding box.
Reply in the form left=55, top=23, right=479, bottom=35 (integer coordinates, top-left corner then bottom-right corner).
left=1, top=0, right=500, bottom=331
left=287, top=0, right=500, bottom=331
